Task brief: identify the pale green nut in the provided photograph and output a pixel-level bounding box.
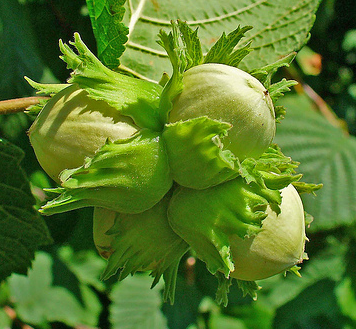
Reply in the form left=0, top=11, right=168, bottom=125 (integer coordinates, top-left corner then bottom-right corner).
left=170, top=63, right=276, bottom=160
left=29, top=85, right=138, bottom=182
left=229, top=184, right=307, bottom=281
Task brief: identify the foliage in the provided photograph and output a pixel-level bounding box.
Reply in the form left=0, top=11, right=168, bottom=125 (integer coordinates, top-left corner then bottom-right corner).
left=1, top=0, right=356, bottom=328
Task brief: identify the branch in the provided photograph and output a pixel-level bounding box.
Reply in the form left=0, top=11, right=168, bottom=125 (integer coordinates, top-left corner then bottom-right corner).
left=302, top=83, right=349, bottom=134
left=0, top=97, right=49, bottom=115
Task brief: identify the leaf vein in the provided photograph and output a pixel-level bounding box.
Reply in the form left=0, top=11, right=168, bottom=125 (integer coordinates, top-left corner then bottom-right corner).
left=126, top=41, right=168, bottom=56
left=138, top=0, right=268, bottom=26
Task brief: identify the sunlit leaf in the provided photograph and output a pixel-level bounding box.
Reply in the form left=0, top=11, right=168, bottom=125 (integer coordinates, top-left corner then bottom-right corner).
left=8, top=252, right=101, bottom=327
left=110, top=274, right=168, bottom=329
left=116, top=0, right=320, bottom=81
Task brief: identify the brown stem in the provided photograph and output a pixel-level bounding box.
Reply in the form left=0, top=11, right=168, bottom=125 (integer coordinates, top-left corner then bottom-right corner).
left=0, top=97, right=50, bottom=115
left=301, top=83, right=349, bottom=134
left=282, top=66, right=348, bottom=133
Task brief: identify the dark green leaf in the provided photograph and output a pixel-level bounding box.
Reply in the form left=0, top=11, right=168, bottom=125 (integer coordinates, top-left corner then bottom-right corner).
left=58, top=246, right=107, bottom=292
left=335, top=277, right=356, bottom=323
left=0, top=0, right=44, bottom=99
left=273, top=279, right=345, bottom=329
left=0, top=139, right=52, bottom=282
left=275, top=93, right=356, bottom=230
left=86, top=0, right=129, bottom=69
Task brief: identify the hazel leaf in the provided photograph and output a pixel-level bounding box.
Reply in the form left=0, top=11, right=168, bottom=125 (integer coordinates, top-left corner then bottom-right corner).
left=0, top=139, right=52, bottom=281
left=162, top=117, right=238, bottom=189
left=86, top=0, right=128, bottom=69
left=40, top=129, right=172, bottom=215
left=117, top=0, right=320, bottom=81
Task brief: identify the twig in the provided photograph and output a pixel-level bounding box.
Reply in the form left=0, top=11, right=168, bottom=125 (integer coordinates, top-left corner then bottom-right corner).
left=282, top=66, right=348, bottom=133
left=0, top=97, right=49, bottom=115
left=302, top=83, right=349, bottom=133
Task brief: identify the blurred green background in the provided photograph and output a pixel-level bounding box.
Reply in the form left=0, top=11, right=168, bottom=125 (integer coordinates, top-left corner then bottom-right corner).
left=1, top=0, right=356, bottom=328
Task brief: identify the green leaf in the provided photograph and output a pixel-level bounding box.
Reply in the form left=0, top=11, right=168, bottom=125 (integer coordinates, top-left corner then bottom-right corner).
left=0, top=139, right=52, bottom=282
left=168, top=178, right=280, bottom=277
left=262, top=239, right=347, bottom=309
left=204, top=25, right=253, bottom=67
left=0, top=309, right=11, bottom=329
left=86, top=0, right=129, bottom=69
left=335, top=277, right=356, bottom=322
left=0, top=0, right=44, bottom=99
left=8, top=252, right=101, bottom=327
left=59, top=33, right=164, bottom=131
left=109, top=274, right=168, bottom=329
left=41, top=129, right=172, bottom=215
left=58, top=246, right=107, bottom=292
left=101, top=193, right=189, bottom=304
left=163, top=117, right=238, bottom=189
left=210, top=313, right=248, bottom=329
left=273, top=279, right=344, bottom=328
left=274, top=93, right=356, bottom=230
left=117, top=0, right=320, bottom=81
